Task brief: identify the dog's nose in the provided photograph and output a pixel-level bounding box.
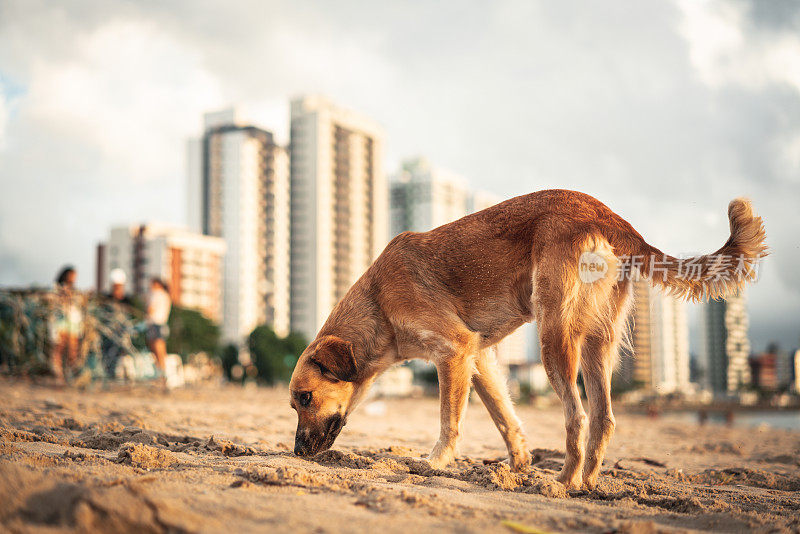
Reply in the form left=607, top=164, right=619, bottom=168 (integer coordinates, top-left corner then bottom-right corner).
left=294, top=438, right=308, bottom=456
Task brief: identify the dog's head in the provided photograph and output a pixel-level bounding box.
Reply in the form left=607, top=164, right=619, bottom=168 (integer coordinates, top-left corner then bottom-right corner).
left=289, top=335, right=359, bottom=457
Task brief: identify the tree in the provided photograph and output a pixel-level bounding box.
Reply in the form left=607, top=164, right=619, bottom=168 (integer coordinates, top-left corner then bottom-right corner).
left=283, top=331, right=307, bottom=359
left=167, top=306, right=221, bottom=360
left=248, top=325, right=307, bottom=385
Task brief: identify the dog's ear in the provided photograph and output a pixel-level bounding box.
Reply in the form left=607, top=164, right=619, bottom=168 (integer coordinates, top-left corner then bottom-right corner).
left=311, top=336, right=358, bottom=382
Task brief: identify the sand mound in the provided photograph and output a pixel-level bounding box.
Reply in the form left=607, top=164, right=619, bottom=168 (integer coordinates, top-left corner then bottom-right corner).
left=307, top=448, right=567, bottom=498
left=1, top=427, right=46, bottom=443
left=691, top=467, right=800, bottom=491
left=203, top=435, right=255, bottom=456
left=69, top=426, right=177, bottom=451
left=235, top=465, right=360, bottom=492
left=69, top=430, right=254, bottom=458
left=0, top=428, right=34, bottom=443
left=370, top=457, right=410, bottom=472
left=70, top=428, right=135, bottom=450
left=69, top=429, right=122, bottom=450
left=117, top=443, right=178, bottom=470
left=315, top=449, right=380, bottom=469
left=61, top=417, right=85, bottom=430
left=460, top=462, right=567, bottom=498
left=165, top=439, right=204, bottom=452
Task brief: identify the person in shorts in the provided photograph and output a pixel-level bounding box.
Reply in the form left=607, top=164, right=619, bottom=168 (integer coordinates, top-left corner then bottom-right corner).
left=50, top=265, right=83, bottom=384
left=145, top=278, right=171, bottom=378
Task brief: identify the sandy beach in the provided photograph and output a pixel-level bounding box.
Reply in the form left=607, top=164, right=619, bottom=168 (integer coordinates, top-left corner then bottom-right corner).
left=1, top=378, right=798, bottom=533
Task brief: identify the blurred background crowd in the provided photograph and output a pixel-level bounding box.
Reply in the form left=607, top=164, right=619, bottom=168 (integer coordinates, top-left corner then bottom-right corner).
left=0, top=264, right=305, bottom=389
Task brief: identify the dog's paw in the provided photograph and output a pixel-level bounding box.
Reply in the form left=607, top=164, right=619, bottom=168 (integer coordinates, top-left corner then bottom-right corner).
left=509, top=449, right=532, bottom=473
left=556, top=470, right=582, bottom=491
left=581, top=472, right=600, bottom=491
left=426, top=442, right=456, bottom=469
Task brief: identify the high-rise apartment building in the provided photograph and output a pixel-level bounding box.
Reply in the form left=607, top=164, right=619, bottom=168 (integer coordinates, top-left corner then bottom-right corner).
left=701, top=292, right=751, bottom=394
left=390, top=157, right=501, bottom=236
left=616, top=279, right=690, bottom=393
left=774, top=346, right=793, bottom=390
left=390, top=157, right=471, bottom=235
left=624, top=279, right=653, bottom=390
left=96, top=224, right=226, bottom=321
left=650, top=284, right=690, bottom=392
left=289, top=96, right=387, bottom=341
left=188, top=108, right=290, bottom=342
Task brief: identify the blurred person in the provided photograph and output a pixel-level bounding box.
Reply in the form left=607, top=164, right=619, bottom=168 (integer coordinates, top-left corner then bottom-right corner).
left=698, top=409, right=708, bottom=426
left=49, top=265, right=83, bottom=384
left=107, top=268, right=133, bottom=306
left=146, top=278, right=171, bottom=380
left=100, top=268, right=134, bottom=378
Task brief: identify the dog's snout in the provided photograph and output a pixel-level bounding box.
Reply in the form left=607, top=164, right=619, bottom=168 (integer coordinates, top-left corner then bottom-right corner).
left=294, top=436, right=309, bottom=456
left=294, top=415, right=345, bottom=458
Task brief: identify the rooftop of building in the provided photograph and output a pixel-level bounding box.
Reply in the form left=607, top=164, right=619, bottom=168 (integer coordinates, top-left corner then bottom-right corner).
left=290, top=94, right=384, bottom=137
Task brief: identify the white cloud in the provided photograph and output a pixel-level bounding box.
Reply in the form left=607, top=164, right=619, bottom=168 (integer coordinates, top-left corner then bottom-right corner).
left=23, top=19, right=223, bottom=185
left=679, top=0, right=800, bottom=92
left=0, top=10, right=226, bottom=286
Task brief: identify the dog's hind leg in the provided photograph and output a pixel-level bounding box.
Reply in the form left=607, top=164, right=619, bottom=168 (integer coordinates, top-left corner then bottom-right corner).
left=473, top=346, right=531, bottom=472
left=580, top=334, right=615, bottom=490
left=581, top=282, right=631, bottom=489
left=538, top=312, right=586, bottom=490
left=427, top=348, right=475, bottom=469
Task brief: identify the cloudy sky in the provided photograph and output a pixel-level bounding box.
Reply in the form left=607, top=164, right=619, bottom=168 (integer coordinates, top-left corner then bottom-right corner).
left=0, top=0, right=798, bottom=352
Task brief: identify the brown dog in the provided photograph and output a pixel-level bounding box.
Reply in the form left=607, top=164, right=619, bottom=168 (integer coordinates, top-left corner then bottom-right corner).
left=289, top=189, right=766, bottom=489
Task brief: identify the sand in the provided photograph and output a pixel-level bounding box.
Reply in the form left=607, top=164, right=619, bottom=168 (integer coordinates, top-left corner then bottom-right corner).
left=0, top=378, right=798, bottom=533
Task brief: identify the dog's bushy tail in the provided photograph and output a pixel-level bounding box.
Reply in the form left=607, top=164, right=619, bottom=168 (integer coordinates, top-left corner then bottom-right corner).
left=620, top=198, right=768, bottom=301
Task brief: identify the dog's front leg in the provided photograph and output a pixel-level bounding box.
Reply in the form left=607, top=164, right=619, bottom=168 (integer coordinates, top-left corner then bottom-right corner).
left=473, top=348, right=531, bottom=472
left=427, top=353, right=472, bottom=469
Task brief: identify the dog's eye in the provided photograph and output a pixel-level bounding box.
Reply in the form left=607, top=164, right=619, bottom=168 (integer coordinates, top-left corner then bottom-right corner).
left=299, top=392, right=312, bottom=407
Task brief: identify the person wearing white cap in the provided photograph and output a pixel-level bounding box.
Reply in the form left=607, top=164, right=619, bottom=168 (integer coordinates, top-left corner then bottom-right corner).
left=109, top=269, right=131, bottom=304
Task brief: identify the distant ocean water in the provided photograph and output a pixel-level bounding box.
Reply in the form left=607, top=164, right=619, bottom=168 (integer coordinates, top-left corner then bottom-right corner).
left=664, top=410, right=800, bottom=431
